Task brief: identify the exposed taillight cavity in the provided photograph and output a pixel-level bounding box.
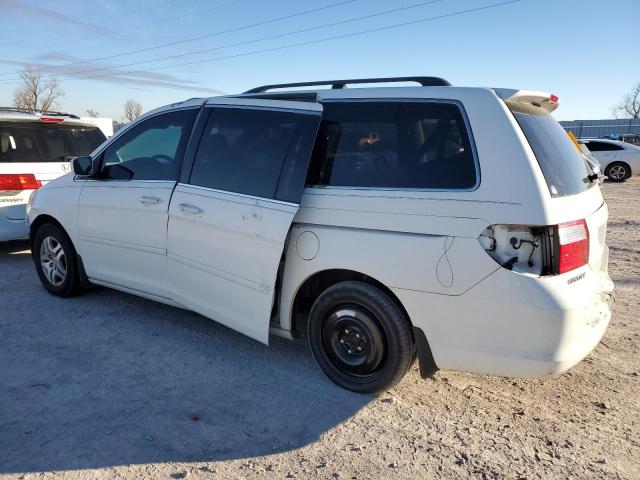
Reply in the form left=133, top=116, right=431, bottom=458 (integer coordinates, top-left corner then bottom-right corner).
left=479, top=221, right=590, bottom=276
left=557, top=219, right=589, bottom=274
left=0, top=173, right=42, bottom=191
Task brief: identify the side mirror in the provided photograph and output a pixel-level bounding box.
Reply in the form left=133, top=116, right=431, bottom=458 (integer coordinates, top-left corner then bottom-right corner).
left=72, top=156, right=93, bottom=176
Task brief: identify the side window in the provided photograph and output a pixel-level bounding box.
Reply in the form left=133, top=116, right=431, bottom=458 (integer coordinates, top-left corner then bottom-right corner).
left=101, top=109, right=196, bottom=181
left=190, top=107, right=316, bottom=200
left=587, top=141, right=622, bottom=152
left=307, top=102, right=477, bottom=190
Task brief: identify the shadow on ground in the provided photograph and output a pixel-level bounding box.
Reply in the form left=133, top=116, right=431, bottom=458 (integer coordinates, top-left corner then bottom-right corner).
left=0, top=241, right=370, bottom=474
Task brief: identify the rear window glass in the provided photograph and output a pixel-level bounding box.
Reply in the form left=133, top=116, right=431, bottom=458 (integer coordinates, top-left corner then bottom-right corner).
left=307, top=102, right=477, bottom=190
left=0, top=122, right=106, bottom=163
left=509, top=104, right=592, bottom=197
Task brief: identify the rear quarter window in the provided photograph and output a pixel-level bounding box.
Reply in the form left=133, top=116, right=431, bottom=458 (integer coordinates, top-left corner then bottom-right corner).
left=307, top=101, right=478, bottom=190
left=508, top=103, right=592, bottom=197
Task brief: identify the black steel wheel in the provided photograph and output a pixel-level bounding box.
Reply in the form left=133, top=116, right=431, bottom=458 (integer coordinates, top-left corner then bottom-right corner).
left=308, top=281, right=414, bottom=394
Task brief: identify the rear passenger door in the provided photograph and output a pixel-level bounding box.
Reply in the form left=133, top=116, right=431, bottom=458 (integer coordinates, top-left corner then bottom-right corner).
left=167, top=98, right=322, bottom=343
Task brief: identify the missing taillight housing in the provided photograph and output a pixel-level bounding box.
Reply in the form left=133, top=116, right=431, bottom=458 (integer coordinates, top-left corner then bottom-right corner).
left=556, top=220, right=589, bottom=274
left=0, top=173, right=42, bottom=191
left=479, top=220, right=589, bottom=276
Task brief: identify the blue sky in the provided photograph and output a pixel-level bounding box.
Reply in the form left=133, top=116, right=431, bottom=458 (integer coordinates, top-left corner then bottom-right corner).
left=0, top=0, right=638, bottom=121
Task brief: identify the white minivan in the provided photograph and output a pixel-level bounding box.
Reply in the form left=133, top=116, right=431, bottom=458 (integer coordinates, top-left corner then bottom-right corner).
left=0, top=108, right=106, bottom=241
left=27, top=78, right=615, bottom=394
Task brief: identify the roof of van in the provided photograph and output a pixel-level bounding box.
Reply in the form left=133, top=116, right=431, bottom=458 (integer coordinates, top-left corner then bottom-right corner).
left=141, top=78, right=560, bottom=120
left=0, top=107, right=100, bottom=126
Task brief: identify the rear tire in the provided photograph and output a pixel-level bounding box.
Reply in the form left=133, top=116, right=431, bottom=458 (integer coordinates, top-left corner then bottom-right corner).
left=307, top=281, right=414, bottom=394
left=606, top=162, right=630, bottom=182
left=33, top=223, right=83, bottom=297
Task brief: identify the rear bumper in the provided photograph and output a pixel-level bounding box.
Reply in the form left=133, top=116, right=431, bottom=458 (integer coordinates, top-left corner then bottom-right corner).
left=398, top=265, right=614, bottom=378
left=0, top=205, right=28, bottom=242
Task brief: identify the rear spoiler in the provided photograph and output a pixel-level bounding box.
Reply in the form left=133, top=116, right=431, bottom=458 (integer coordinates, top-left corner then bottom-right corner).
left=493, top=88, right=559, bottom=113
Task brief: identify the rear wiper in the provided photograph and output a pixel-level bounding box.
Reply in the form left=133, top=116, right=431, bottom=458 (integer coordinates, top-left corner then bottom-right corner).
left=587, top=173, right=599, bottom=183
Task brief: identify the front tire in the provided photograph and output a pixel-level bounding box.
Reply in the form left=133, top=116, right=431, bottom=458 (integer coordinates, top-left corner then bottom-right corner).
left=33, top=223, right=82, bottom=297
left=606, top=162, right=630, bottom=182
left=308, top=281, right=414, bottom=394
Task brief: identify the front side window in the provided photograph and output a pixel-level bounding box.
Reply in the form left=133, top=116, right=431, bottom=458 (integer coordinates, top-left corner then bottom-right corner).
left=101, top=110, right=196, bottom=181
left=307, top=102, right=477, bottom=190
left=190, top=107, right=317, bottom=200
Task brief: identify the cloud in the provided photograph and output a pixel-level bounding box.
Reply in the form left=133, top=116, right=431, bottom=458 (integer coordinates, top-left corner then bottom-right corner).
left=1, top=0, right=113, bottom=35
left=1, top=56, right=223, bottom=95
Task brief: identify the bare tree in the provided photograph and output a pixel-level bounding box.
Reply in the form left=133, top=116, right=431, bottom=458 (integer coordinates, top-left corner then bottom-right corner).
left=123, top=99, right=143, bottom=122
left=13, top=69, right=64, bottom=112
left=612, top=82, right=640, bottom=118
left=86, top=109, right=100, bottom=118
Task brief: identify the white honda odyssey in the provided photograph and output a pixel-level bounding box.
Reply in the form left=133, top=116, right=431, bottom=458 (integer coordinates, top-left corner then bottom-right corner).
left=27, top=77, right=615, bottom=394
left=1, top=108, right=106, bottom=241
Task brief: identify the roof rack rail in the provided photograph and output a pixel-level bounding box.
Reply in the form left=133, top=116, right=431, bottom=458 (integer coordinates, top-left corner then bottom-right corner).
left=0, top=106, right=80, bottom=119
left=244, top=76, right=451, bottom=94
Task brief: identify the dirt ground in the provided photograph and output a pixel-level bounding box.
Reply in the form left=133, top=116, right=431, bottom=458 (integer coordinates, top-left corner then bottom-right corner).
left=1, top=178, right=638, bottom=480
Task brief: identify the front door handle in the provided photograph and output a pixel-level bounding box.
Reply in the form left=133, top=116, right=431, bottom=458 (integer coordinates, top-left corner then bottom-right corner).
left=140, top=196, right=163, bottom=205
left=179, top=203, right=205, bottom=215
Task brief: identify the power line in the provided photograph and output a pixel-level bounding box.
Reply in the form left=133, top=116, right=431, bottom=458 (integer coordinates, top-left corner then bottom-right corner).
left=7, top=0, right=444, bottom=81
left=66, top=0, right=524, bottom=85
left=0, top=0, right=359, bottom=78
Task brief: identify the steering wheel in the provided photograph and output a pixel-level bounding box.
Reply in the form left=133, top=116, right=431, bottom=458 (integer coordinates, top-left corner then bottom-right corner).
left=152, top=154, right=173, bottom=164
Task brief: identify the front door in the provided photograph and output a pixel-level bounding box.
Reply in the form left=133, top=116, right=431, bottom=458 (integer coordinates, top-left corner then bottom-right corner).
left=78, top=108, right=197, bottom=297
left=167, top=99, right=322, bottom=343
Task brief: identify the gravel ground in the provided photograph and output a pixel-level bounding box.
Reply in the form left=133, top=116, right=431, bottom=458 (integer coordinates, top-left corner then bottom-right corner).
left=1, top=179, right=639, bottom=480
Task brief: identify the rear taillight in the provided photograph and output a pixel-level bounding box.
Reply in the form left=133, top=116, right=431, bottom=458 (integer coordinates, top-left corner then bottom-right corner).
left=556, top=219, right=589, bottom=274
left=0, top=173, right=42, bottom=191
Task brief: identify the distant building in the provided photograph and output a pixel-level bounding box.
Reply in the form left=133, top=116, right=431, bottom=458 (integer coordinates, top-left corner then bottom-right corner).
left=560, top=118, right=640, bottom=138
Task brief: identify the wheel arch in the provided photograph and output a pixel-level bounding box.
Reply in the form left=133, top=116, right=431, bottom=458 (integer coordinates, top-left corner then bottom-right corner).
left=29, top=214, right=68, bottom=251
left=29, top=214, right=90, bottom=288
left=288, top=267, right=437, bottom=378
left=289, top=268, right=413, bottom=335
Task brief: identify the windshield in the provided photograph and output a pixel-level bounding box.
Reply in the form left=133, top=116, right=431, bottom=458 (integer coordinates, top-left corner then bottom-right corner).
left=508, top=103, right=592, bottom=197
left=0, top=122, right=106, bottom=163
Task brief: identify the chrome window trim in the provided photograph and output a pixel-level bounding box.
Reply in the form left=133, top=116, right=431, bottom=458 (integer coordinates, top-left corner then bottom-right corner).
left=78, top=179, right=177, bottom=184
left=203, top=104, right=322, bottom=116
left=176, top=183, right=298, bottom=207
left=88, top=106, right=202, bottom=160
left=313, top=98, right=481, bottom=193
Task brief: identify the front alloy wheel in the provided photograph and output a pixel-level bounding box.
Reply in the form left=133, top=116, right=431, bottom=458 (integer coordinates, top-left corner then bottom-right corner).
left=39, top=236, right=67, bottom=287
left=33, top=223, right=83, bottom=297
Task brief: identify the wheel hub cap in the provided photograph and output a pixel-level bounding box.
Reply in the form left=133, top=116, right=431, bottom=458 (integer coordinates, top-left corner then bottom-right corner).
left=39, top=236, right=67, bottom=287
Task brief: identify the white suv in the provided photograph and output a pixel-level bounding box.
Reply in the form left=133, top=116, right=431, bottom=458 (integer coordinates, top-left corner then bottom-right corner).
left=27, top=77, right=615, bottom=394
left=0, top=108, right=106, bottom=241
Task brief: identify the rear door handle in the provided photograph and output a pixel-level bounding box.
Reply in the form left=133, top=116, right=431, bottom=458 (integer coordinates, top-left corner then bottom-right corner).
left=179, top=203, right=205, bottom=215
left=140, top=196, right=163, bottom=205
